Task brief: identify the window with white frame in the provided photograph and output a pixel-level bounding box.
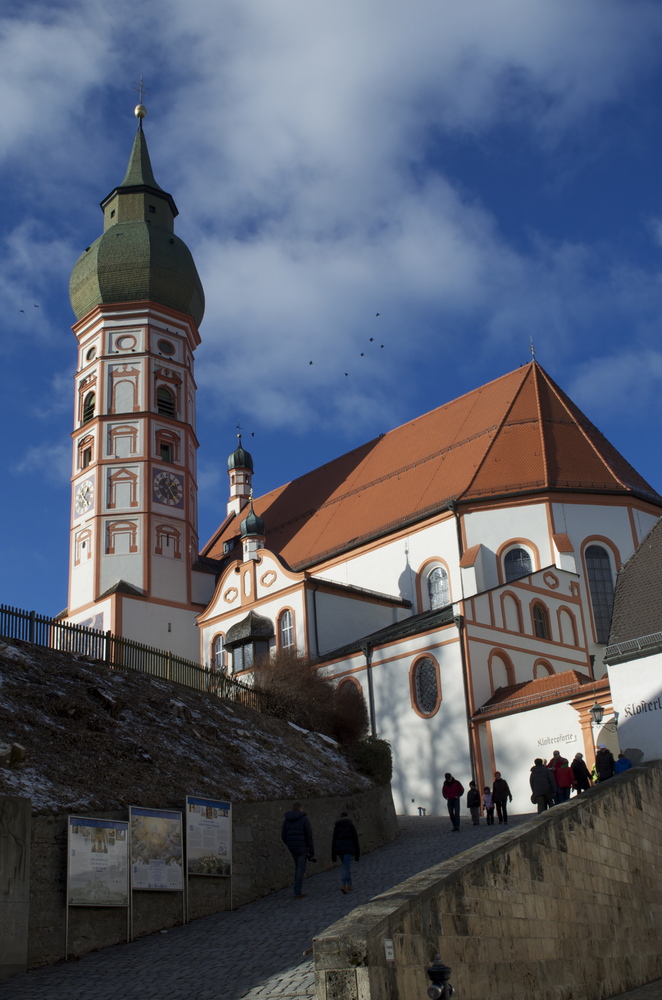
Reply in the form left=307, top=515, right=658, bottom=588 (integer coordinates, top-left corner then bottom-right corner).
left=212, top=634, right=225, bottom=672
left=279, top=609, right=295, bottom=650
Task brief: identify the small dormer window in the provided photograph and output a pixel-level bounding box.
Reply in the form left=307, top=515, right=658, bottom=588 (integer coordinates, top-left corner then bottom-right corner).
left=149, top=205, right=156, bottom=214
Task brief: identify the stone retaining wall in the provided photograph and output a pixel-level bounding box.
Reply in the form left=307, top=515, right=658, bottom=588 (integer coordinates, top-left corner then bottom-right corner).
left=314, top=762, right=662, bottom=1000
left=25, top=783, right=397, bottom=970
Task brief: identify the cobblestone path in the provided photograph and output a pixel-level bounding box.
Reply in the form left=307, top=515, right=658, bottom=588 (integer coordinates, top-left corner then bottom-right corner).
left=0, top=812, right=657, bottom=1000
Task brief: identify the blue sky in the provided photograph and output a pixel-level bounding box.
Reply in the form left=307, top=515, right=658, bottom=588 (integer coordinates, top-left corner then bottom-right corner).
left=2, top=0, right=662, bottom=615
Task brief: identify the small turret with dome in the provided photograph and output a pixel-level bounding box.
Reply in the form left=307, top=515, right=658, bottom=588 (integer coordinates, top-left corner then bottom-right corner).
left=227, top=432, right=254, bottom=516
left=69, top=102, right=205, bottom=325
left=240, top=494, right=266, bottom=561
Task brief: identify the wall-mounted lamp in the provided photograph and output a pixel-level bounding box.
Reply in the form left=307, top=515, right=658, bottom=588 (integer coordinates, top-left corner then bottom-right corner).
left=589, top=701, right=619, bottom=731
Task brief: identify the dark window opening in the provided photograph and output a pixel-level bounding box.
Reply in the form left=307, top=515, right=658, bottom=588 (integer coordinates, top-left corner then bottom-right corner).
left=586, top=545, right=615, bottom=644
left=110, top=209, right=115, bottom=218
left=157, top=387, right=175, bottom=417
left=532, top=603, right=550, bottom=639
left=149, top=205, right=156, bottom=213
left=160, top=443, right=172, bottom=463
left=82, top=448, right=92, bottom=468
left=504, top=547, right=532, bottom=582
left=82, top=392, right=95, bottom=423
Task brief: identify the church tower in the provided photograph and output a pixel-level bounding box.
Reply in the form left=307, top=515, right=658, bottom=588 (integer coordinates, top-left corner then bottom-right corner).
left=65, top=104, right=215, bottom=659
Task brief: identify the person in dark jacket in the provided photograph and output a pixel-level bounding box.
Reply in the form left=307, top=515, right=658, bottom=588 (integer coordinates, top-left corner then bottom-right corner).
left=467, top=781, right=481, bottom=825
left=492, top=772, right=513, bottom=824
left=281, top=802, right=315, bottom=899
left=331, top=812, right=360, bottom=892
left=530, top=758, right=556, bottom=813
left=442, top=773, right=464, bottom=831
left=571, top=753, right=592, bottom=793
left=595, top=745, right=615, bottom=781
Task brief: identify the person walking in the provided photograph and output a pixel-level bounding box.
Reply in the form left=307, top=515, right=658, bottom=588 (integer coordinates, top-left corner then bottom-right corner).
left=483, top=786, right=495, bottom=825
left=595, top=744, right=615, bottom=782
left=571, top=752, right=593, bottom=793
left=442, top=773, right=464, bottom=831
left=530, top=758, right=557, bottom=813
left=331, top=811, right=360, bottom=893
left=547, top=749, right=569, bottom=804
left=492, top=772, right=513, bottom=824
left=614, top=753, right=633, bottom=774
left=281, top=801, right=314, bottom=899
left=467, top=781, right=481, bottom=825
left=555, top=761, right=575, bottom=802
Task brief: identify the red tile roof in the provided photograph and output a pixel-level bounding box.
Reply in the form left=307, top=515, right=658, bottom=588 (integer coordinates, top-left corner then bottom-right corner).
left=474, top=669, right=594, bottom=717
left=203, top=363, right=661, bottom=570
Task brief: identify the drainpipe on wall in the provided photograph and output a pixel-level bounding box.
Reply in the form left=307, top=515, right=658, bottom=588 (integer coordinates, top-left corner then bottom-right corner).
left=448, top=500, right=478, bottom=783
left=361, top=642, right=377, bottom=737
left=310, top=581, right=321, bottom=659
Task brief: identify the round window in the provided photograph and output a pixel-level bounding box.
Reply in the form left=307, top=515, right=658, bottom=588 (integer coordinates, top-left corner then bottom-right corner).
left=413, top=657, right=439, bottom=715
left=116, top=335, right=136, bottom=351
left=158, top=339, right=176, bottom=355
left=85, top=346, right=96, bottom=361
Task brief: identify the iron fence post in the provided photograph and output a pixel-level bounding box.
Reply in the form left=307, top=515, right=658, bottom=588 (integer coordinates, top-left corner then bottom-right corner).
left=29, top=610, right=36, bottom=644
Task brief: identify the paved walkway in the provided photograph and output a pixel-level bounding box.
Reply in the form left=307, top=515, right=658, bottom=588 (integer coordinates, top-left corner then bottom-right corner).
left=0, top=813, right=658, bottom=1000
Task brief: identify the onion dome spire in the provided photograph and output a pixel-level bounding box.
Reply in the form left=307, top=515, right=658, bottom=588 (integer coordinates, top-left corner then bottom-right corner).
left=69, top=100, right=204, bottom=326
left=227, top=433, right=254, bottom=472
left=240, top=493, right=265, bottom=538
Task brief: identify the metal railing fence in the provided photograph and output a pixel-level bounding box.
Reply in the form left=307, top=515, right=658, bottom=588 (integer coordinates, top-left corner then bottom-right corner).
left=0, top=604, right=269, bottom=713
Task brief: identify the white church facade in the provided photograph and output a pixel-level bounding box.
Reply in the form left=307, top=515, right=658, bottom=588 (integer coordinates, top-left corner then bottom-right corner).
left=64, top=112, right=662, bottom=814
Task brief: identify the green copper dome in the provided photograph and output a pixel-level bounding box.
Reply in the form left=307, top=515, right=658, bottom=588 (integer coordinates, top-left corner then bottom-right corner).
left=227, top=435, right=254, bottom=472
left=240, top=501, right=265, bottom=538
left=69, top=125, right=205, bottom=326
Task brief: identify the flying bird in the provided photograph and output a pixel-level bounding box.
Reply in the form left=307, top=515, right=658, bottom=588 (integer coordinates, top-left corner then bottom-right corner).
left=19, top=309, right=24, bottom=313
left=344, top=372, right=349, bottom=376
left=34, top=304, right=39, bottom=308
left=360, top=353, right=364, bottom=357
left=309, top=361, right=313, bottom=365
left=376, top=313, right=380, bottom=317
left=380, top=344, right=384, bottom=348
left=369, top=337, right=374, bottom=342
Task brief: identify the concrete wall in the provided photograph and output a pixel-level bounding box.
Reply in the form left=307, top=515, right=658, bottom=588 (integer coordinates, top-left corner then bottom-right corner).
left=26, top=783, right=397, bottom=970
left=314, top=762, right=662, bottom=1000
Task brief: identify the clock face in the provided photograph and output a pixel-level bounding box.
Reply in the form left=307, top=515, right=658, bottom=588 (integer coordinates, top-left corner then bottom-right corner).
left=75, top=478, right=94, bottom=516
left=153, top=470, right=184, bottom=507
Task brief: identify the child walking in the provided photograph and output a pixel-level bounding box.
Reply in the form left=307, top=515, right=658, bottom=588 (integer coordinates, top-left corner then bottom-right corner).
left=483, top=786, right=495, bottom=825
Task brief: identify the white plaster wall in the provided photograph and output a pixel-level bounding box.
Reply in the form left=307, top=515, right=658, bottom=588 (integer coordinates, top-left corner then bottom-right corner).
left=151, top=552, right=188, bottom=602
left=200, top=589, right=306, bottom=668
left=66, top=597, right=112, bottom=632
left=314, top=592, right=399, bottom=654
left=70, top=551, right=95, bottom=611
left=121, top=599, right=201, bottom=661
left=608, top=654, right=662, bottom=760
left=463, top=503, right=551, bottom=591
left=487, top=701, right=584, bottom=813
left=99, top=518, right=144, bottom=595
left=315, top=518, right=459, bottom=612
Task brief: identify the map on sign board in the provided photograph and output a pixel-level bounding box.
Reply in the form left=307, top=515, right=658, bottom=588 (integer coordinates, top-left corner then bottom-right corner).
left=186, top=796, right=232, bottom=876
left=129, top=806, right=183, bottom=891
left=68, top=817, right=129, bottom=906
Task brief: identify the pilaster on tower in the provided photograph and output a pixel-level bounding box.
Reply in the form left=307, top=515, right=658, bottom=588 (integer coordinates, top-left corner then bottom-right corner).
left=227, top=435, right=254, bottom=516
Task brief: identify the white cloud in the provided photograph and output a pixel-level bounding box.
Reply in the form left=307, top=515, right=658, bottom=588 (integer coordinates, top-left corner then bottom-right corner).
left=568, top=349, right=662, bottom=420
left=13, top=441, right=71, bottom=484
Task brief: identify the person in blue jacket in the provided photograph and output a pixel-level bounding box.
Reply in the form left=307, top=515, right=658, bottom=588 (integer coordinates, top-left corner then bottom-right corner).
left=281, top=802, right=315, bottom=899
left=614, top=753, right=633, bottom=774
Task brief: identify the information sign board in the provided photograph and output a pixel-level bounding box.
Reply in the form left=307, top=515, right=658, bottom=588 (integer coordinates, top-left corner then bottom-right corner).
left=67, top=817, right=129, bottom=906
left=129, top=806, right=183, bottom=891
left=185, top=796, right=232, bottom=876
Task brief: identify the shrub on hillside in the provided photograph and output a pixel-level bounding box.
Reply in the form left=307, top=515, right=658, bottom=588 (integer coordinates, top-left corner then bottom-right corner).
left=252, top=651, right=369, bottom=745
left=347, top=736, right=393, bottom=784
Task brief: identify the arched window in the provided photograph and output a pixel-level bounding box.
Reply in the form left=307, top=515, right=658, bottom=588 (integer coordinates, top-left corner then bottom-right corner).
left=412, top=657, right=440, bottom=716
left=532, top=603, right=550, bottom=639
left=279, top=610, right=295, bottom=650
left=585, top=544, right=614, bottom=643
left=504, top=547, right=532, bottom=582
left=428, top=567, right=450, bottom=609
left=82, top=392, right=95, bottom=423
left=157, top=386, right=175, bottom=417
left=212, top=635, right=225, bottom=672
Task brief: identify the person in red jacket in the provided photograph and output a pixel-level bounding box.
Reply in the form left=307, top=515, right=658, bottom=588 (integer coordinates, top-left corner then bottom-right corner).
left=442, top=773, right=464, bottom=832
left=555, top=761, right=575, bottom=802
left=547, top=749, right=569, bottom=804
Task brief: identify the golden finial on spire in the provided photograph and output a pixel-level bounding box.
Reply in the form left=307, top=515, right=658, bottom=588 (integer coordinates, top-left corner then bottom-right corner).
left=133, top=75, right=150, bottom=120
